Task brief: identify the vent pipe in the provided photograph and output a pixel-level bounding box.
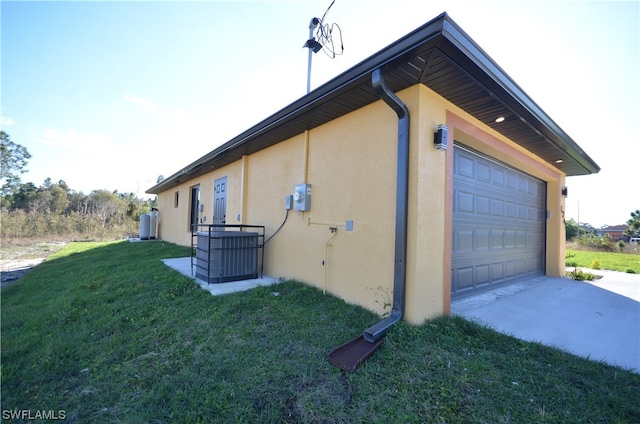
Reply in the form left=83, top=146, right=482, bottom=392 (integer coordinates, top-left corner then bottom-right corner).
left=363, top=68, right=409, bottom=343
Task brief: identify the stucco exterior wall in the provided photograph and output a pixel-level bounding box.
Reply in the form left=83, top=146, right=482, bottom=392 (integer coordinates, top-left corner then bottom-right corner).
left=154, top=83, right=567, bottom=324
left=246, top=99, right=400, bottom=316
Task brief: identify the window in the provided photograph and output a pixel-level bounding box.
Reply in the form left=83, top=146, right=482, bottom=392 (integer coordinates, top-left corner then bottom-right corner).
left=189, top=185, right=200, bottom=232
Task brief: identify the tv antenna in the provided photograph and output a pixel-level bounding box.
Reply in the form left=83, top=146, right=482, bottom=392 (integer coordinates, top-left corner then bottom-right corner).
left=302, top=0, right=344, bottom=93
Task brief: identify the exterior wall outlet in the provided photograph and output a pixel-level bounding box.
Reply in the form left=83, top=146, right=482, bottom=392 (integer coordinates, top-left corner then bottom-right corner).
left=284, top=194, right=293, bottom=210
left=293, top=183, right=311, bottom=211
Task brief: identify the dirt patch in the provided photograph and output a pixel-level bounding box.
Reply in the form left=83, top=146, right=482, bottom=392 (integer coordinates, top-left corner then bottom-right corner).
left=1, top=240, right=67, bottom=287
left=1, top=258, right=47, bottom=287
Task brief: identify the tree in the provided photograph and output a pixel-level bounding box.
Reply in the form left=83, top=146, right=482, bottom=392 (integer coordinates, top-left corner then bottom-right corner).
left=0, top=131, right=31, bottom=199
left=625, top=209, right=640, bottom=238
left=10, top=182, right=38, bottom=211
left=565, top=218, right=579, bottom=240
left=88, top=190, right=127, bottom=228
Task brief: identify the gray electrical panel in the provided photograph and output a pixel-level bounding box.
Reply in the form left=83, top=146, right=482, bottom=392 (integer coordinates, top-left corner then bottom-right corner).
left=293, top=183, right=311, bottom=211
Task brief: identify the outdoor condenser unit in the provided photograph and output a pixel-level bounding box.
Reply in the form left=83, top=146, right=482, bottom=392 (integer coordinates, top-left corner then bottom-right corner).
left=195, top=231, right=259, bottom=283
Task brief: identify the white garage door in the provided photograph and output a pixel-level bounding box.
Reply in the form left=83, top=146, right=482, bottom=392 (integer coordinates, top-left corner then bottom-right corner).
left=452, top=145, right=546, bottom=298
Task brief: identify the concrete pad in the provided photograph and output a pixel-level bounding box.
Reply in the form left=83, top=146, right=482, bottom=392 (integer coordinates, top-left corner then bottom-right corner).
left=452, top=272, right=640, bottom=373
left=161, top=257, right=280, bottom=296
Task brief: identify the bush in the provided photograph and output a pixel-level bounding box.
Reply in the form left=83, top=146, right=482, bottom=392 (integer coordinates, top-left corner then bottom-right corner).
left=577, top=234, right=616, bottom=251
left=0, top=209, right=138, bottom=241
left=590, top=258, right=603, bottom=270
left=626, top=269, right=636, bottom=274
left=617, top=240, right=626, bottom=252
left=568, top=268, right=596, bottom=281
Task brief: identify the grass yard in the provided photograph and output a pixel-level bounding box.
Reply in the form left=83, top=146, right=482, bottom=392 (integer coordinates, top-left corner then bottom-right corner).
left=2, top=241, right=639, bottom=423
left=566, top=249, right=640, bottom=273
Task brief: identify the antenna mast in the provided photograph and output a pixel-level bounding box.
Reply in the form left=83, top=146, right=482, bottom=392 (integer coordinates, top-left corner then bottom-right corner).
left=302, top=0, right=343, bottom=94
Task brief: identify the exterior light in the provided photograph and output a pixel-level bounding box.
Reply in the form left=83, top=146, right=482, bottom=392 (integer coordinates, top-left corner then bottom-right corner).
left=562, top=187, right=568, bottom=198
left=555, top=159, right=563, bottom=163
left=434, top=124, right=448, bottom=151
left=495, top=116, right=505, bottom=123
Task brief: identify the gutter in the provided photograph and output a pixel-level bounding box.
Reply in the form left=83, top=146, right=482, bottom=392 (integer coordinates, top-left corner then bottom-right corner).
left=363, top=68, right=410, bottom=343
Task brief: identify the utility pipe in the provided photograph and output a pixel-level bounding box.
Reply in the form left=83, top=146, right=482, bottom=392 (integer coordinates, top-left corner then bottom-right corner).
left=363, top=68, right=410, bottom=343
left=303, top=130, right=310, bottom=184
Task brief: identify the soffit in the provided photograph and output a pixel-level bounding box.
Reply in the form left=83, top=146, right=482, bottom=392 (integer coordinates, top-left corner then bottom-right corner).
left=147, top=13, right=599, bottom=194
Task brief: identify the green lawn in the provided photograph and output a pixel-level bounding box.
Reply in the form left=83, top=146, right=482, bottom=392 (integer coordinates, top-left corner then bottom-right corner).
left=566, top=249, right=640, bottom=273
left=2, top=241, right=639, bottom=423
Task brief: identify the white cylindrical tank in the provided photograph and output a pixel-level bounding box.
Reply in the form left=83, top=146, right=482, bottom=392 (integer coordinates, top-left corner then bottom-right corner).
left=140, top=214, right=150, bottom=240
left=149, top=211, right=158, bottom=239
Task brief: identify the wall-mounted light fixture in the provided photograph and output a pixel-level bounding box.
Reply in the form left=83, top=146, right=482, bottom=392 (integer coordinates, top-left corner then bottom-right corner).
left=434, top=124, right=448, bottom=151
left=562, top=187, right=568, bottom=198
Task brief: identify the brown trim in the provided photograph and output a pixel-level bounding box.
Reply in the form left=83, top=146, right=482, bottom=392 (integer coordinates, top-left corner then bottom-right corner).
left=446, top=112, right=562, bottom=182
left=442, top=116, right=454, bottom=316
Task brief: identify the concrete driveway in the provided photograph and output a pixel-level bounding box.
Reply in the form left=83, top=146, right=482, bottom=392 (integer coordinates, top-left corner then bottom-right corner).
left=451, top=270, right=640, bottom=373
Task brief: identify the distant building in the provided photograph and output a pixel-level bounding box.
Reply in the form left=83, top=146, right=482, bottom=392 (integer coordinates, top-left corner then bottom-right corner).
left=597, top=225, right=629, bottom=241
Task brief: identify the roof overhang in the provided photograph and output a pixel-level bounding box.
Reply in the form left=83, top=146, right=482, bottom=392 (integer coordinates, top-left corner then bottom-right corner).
left=147, top=12, right=599, bottom=194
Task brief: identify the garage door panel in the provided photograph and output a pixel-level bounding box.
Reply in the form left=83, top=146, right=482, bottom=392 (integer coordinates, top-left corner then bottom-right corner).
left=456, top=190, right=475, bottom=213
left=457, top=154, right=475, bottom=178
left=477, top=162, right=491, bottom=182
left=476, top=195, right=491, bottom=215
left=452, top=145, right=546, bottom=298
left=491, top=262, right=504, bottom=280
left=454, top=229, right=474, bottom=252
left=476, top=230, right=490, bottom=250
left=455, top=267, right=475, bottom=291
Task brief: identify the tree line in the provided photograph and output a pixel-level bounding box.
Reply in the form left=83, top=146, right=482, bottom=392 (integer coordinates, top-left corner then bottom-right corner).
left=1, top=179, right=154, bottom=240
left=1, top=131, right=153, bottom=240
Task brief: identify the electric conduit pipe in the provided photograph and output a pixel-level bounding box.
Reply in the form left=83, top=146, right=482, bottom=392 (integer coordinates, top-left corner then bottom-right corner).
left=363, top=68, right=410, bottom=343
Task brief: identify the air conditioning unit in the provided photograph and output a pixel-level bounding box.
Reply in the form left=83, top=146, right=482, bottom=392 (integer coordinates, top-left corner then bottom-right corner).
left=195, top=231, right=259, bottom=283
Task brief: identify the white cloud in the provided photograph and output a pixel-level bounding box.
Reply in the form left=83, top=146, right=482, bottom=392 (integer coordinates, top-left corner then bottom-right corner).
left=36, top=128, right=113, bottom=150
left=123, top=94, right=157, bottom=112
left=1, top=116, right=15, bottom=126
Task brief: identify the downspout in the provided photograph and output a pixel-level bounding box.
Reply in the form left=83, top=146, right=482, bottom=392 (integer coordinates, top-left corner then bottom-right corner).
left=363, top=68, right=409, bottom=343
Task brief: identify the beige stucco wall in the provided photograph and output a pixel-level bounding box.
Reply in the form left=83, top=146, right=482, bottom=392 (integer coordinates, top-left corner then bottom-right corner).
left=247, top=99, right=400, bottom=317
left=154, top=83, right=568, bottom=325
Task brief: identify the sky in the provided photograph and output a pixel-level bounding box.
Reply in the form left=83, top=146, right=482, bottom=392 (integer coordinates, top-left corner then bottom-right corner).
left=1, top=0, right=638, bottom=228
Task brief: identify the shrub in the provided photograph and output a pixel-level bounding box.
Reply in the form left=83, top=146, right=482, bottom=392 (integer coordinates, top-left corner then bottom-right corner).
left=590, top=258, right=603, bottom=270
left=617, top=240, right=626, bottom=252
left=626, top=269, right=636, bottom=274
left=0, top=209, right=138, bottom=241
left=577, top=234, right=615, bottom=252
left=566, top=261, right=578, bottom=267
left=568, top=268, right=596, bottom=281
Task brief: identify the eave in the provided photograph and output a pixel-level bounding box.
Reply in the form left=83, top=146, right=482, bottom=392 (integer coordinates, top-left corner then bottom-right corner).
left=147, top=12, right=599, bottom=195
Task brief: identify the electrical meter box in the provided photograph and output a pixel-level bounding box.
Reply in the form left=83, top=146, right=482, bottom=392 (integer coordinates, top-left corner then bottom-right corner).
left=293, top=183, right=311, bottom=211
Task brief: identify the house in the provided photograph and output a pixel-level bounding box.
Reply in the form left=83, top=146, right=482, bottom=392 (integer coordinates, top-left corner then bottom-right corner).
left=146, top=13, right=599, bottom=329
left=596, top=225, right=628, bottom=241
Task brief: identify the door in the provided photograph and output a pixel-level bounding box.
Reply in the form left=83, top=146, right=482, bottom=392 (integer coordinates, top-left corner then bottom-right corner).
left=189, top=185, right=200, bottom=233
left=213, top=176, right=227, bottom=229
left=452, top=145, right=546, bottom=298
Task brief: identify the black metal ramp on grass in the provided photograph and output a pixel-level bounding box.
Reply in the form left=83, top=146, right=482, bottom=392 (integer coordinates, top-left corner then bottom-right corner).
left=328, top=335, right=385, bottom=372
